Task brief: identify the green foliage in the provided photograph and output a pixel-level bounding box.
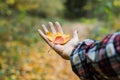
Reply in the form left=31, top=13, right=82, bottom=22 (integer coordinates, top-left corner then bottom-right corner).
left=82, top=0, right=120, bottom=40
left=86, top=0, right=120, bottom=21
left=88, top=18, right=120, bottom=40
left=93, top=0, right=114, bottom=20
left=64, top=0, right=87, bottom=19
left=0, top=0, right=64, bottom=17
left=0, top=0, right=120, bottom=19
left=0, top=16, right=41, bottom=44
left=79, top=18, right=97, bottom=24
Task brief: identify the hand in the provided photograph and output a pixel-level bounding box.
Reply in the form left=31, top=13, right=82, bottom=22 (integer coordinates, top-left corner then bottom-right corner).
left=38, top=22, right=79, bottom=60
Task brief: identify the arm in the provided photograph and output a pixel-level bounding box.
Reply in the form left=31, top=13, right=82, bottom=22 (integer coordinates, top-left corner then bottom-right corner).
left=70, top=32, right=120, bottom=80
left=38, top=22, right=120, bottom=80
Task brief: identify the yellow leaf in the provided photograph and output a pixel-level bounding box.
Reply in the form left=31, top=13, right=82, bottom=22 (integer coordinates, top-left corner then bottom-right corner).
left=46, top=32, right=70, bottom=44
left=46, top=32, right=55, bottom=41
left=54, top=36, right=64, bottom=44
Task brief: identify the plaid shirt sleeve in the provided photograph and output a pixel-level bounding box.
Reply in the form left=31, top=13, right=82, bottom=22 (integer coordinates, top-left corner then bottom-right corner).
left=70, top=32, right=120, bottom=80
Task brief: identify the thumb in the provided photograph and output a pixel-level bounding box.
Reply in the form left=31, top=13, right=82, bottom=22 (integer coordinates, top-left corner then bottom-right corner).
left=68, top=30, right=79, bottom=46
left=73, top=30, right=78, bottom=38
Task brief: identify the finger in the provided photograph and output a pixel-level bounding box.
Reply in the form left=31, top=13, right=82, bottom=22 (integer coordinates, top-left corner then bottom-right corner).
left=68, top=30, right=79, bottom=46
left=42, top=24, right=49, bottom=34
left=55, top=22, right=63, bottom=34
left=48, top=22, right=56, bottom=34
left=72, top=30, right=79, bottom=45
left=38, top=29, right=47, bottom=40
left=73, top=30, right=78, bottom=38
left=38, top=29, right=54, bottom=48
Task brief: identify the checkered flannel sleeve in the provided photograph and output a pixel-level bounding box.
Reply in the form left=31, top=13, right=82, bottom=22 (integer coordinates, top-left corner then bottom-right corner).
left=70, top=32, right=120, bottom=80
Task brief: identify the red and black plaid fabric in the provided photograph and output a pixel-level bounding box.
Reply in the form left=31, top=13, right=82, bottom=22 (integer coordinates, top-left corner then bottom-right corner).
left=70, top=32, right=120, bottom=80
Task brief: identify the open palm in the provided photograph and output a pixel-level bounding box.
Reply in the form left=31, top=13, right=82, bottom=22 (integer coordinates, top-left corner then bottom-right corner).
left=38, top=22, right=79, bottom=60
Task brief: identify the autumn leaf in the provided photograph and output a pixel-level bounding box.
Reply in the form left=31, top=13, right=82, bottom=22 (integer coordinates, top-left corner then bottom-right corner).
left=46, top=32, right=70, bottom=44
left=54, top=36, right=64, bottom=44
left=46, top=32, right=55, bottom=41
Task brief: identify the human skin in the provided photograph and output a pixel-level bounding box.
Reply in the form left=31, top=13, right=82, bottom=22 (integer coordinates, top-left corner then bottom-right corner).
left=38, top=22, right=79, bottom=60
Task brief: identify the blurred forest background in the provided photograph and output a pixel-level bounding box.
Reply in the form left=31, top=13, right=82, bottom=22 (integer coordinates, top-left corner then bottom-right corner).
left=0, top=0, right=120, bottom=80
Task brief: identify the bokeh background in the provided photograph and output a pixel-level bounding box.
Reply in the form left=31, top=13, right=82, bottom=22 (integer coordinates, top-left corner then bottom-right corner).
left=0, top=0, right=120, bottom=80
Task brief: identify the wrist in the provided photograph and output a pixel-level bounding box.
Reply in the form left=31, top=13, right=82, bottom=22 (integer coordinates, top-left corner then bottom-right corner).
left=62, top=46, right=74, bottom=60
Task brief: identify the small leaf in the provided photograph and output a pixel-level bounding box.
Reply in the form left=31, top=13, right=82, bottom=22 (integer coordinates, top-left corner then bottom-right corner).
left=46, top=32, right=55, bottom=41
left=46, top=32, right=70, bottom=44
left=54, top=36, right=64, bottom=44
